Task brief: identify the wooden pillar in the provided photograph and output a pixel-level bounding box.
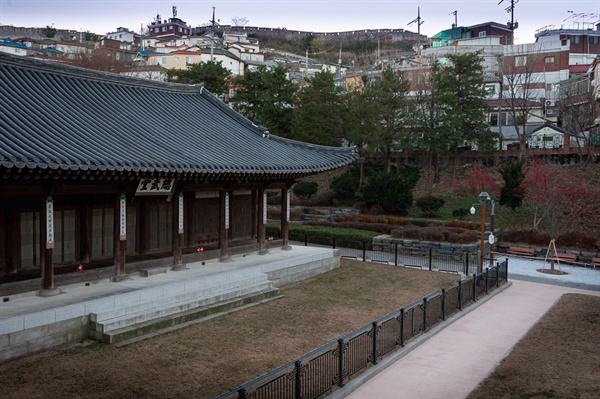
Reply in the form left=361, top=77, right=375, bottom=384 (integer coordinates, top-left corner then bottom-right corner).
left=6, top=210, right=18, bottom=275
left=79, top=202, right=90, bottom=264
left=40, top=195, right=58, bottom=295
left=251, top=189, right=258, bottom=240
left=257, top=187, right=268, bottom=255
left=172, top=192, right=186, bottom=270
left=280, top=187, right=292, bottom=250
left=219, top=189, right=231, bottom=262
left=113, top=193, right=127, bottom=279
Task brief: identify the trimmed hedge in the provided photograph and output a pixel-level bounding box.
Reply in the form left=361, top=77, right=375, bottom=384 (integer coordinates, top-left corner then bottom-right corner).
left=266, top=222, right=379, bottom=250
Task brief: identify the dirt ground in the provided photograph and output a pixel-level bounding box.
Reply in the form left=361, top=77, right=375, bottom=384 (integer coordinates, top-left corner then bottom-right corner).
left=468, top=294, right=600, bottom=399
left=0, top=259, right=458, bottom=399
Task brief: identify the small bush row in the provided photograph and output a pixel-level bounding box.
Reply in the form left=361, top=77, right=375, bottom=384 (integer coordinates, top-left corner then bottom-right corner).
left=502, top=229, right=599, bottom=250
left=390, top=226, right=478, bottom=244
left=266, top=222, right=379, bottom=249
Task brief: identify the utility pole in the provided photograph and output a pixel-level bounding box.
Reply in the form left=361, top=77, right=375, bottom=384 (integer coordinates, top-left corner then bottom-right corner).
left=499, top=0, right=518, bottom=45
left=408, top=7, right=424, bottom=56
left=450, top=10, right=458, bottom=28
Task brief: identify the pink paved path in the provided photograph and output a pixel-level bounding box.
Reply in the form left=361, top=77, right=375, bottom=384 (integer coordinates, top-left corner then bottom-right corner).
left=339, top=280, right=600, bottom=399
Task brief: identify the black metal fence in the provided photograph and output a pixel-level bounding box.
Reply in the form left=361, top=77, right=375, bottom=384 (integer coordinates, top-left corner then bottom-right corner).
left=215, top=259, right=509, bottom=399
left=299, top=235, right=488, bottom=275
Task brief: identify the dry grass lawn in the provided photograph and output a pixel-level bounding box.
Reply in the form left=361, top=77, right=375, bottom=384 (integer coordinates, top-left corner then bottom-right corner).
left=468, top=294, right=600, bottom=399
left=0, top=259, right=458, bottom=399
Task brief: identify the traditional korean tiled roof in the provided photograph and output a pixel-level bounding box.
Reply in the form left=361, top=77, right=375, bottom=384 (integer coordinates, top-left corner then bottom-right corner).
left=0, top=53, right=356, bottom=179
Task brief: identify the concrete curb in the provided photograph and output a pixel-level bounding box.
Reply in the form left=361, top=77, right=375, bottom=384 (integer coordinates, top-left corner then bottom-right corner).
left=327, top=281, right=513, bottom=399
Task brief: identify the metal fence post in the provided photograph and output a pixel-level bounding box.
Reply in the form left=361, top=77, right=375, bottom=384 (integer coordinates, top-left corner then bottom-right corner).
left=371, top=322, right=378, bottom=365
left=428, top=248, right=432, bottom=271
left=441, top=288, right=446, bottom=320
left=422, top=297, right=428, bottom=332
left=362, top=241, right=366, bottom=262
left=458, top=280, right=462, bottom=311
left=295, top=360, right=302, bottom=399
left=239, top=388, right=247, bottom=399
left=400, top=308, right=405, bottom=346
left=464, top=255, right=469, bottom=275
left=485, top=268, right=489, bottom=294
left=472, top=273, right=477, bottom=302
left=332, top=236, right=336, bottom=249
left=496, top=264, right=500, bottom=288
left=394, top=244, right=398, bottom=266
left=304, top=233, right=308, bottom=247
left=337, top=338, right=345, bottom=387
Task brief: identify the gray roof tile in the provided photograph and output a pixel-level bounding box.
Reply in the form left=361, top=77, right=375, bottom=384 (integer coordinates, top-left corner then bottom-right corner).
left=0, top=53, right=356, bottom=177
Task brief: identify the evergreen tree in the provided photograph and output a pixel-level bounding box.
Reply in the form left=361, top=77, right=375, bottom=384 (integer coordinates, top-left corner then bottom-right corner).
left=168, top=61, right=230, bottom=98
left=292, top=70, right=343, bottom=146
left=498, top=160, right=524, bottom=225
left=230, top=65, right=297, bottom=138
left=344, top=66, right=412, bottom=173
left=432, top=52, right=494, bottom=181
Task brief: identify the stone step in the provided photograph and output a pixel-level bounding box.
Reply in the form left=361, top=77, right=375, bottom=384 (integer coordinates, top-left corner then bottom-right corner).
left=90, top=279, right=275, bottom=336
left=89, top=274, right=270, bottom=324
left=100, top=288, right=282, bottom=344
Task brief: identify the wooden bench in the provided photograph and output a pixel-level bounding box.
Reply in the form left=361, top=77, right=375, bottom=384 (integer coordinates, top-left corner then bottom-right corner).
left=508, top=246, right=535, bottom=257
left=590, top=257, right=600, bottom=268
left=551, top=252, right=577, bottom=263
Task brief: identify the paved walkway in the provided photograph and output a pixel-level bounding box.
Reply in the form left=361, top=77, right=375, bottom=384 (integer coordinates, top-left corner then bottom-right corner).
left=330, top=258, right=600, bottom=399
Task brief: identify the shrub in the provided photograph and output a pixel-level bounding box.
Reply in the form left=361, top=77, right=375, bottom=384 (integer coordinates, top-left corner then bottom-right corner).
left=445, top=219, right=479, bottom=230
left=390, top=226, right=477, bottom=243
left=266, top=222, right=379, bottom=249
left=362, top=172, right=413, bottom=214
left=452, top=208, right=470, bottom=220
left=293, top=181, right=318, bottom=200
left=415, top=196, right=445, bottom=217
left=556, top=232, right=599, bottom=250
left=330, top=171, right=359, bottom=204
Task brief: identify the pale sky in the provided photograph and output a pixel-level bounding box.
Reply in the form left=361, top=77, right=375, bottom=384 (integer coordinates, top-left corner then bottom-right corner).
left=1, top=0, right=600, bottom=44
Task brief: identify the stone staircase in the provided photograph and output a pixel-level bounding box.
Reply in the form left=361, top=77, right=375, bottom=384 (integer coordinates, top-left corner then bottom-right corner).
left=1, top=247, right=341, bottom=361
left=90, top=272, right=280, bottom=345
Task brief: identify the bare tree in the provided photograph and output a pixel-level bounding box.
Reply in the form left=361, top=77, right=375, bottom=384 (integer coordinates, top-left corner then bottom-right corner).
left=558, top=75, right=595, bottom=165
left=66, top=49, right=133, bottom=73
left=502, top=44, right=545, bottom=160
left=231, top=16, right=249, bottom=27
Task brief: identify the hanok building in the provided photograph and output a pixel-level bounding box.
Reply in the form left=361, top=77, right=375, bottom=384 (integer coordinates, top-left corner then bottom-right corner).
left=0, top=52, right=356, bottom=294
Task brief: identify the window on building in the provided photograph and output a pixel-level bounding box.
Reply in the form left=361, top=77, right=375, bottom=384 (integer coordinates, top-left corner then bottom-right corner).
left=484, top=85, right=496, bottom=95
left=178, top=27, right=182, bottom=32
left=479, top=31, right=486, bottom=37
left=186, top=56, right=192, bottom=64
left=490, top=113, right=499, bottom=126
left=593, top=36, right=599, bottom=45
left=490, top=112, right=515, bottom=126
left=155, top=28, right=159, bottom=33
left=161, top=57, right=167, bottom=64
left=545, top=56, right=555, bottom=63
left=515, top=56, right=527, bottom=66
left=162, top=26, right=167, bottom=32
left=572, top=35, right=580, bottom=44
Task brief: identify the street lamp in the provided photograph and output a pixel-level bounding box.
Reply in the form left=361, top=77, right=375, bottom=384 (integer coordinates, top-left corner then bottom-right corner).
left=470, top=192, right=495, bottom=273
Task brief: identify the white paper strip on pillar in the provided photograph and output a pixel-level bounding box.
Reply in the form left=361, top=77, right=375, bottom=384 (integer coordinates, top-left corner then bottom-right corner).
left=46, top=196, right=54, bottom=249
left=178, top=193, right=184, bottom=234
left=225, top=192, right=230, bottom=229
left=263, top=192, right=267, bottom=225
left=119, top=194, right=127, bottom=240
left=286, top=189, right=290, bottom=222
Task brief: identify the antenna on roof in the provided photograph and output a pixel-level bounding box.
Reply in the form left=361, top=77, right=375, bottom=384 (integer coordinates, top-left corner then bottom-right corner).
left=499, top=0, right=518, bottom=42
left=173, top=6, right=177, bottom=18
left=450, top=10, right=458, bottom=28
